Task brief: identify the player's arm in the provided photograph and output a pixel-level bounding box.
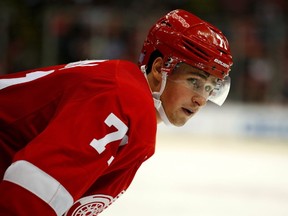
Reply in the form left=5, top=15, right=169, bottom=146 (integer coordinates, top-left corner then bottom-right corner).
left=0, top=90, right=129, bottom=215
left=0, top=176, right=62, bottom=215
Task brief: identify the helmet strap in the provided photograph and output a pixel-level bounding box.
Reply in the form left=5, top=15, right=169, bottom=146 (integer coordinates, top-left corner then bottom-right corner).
left=141, top=65, right=173, bottom=126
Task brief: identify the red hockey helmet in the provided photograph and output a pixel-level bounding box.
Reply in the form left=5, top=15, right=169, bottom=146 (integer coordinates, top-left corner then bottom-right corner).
left=138, top=9, right=233, bottom=80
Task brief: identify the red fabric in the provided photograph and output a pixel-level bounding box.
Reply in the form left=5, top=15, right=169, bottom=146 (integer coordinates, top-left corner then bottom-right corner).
left=0, top=60, right=157, bottom=215
left=0, top=181, right=56, bottom=216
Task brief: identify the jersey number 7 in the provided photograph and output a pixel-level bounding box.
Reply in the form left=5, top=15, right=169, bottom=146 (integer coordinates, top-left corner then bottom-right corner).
left=90, top=113, right=128, bottom=155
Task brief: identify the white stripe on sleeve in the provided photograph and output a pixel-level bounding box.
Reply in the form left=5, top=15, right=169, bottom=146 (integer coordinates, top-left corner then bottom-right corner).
left=3, top=160, right=74, bottom=216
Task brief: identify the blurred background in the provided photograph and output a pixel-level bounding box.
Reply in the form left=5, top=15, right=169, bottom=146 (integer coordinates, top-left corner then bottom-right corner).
left=1, top=0, right=288, bottom=137
left=0, top=0, right=288, bottom=105
left=1, top=0, right=288, bottom=215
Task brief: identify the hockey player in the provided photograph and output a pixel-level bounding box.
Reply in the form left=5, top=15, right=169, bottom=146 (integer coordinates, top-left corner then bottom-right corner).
left=0, top=9, right=232, bottom=215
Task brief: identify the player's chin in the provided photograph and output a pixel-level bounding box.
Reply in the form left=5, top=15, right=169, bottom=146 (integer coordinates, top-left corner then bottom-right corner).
left=168, top=109, right=194, bottom=126
left=170, top=116, right=190, bottom=127
left=173, top=121, right=186, bottom=127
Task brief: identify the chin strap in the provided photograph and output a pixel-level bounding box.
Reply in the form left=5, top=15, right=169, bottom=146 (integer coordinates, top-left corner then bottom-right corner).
left=141, top=65, right=173, bottom=126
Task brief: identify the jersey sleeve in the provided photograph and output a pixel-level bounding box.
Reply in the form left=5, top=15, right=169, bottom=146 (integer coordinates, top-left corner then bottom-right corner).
left=0, top=83, right=132, bottom=215
left=0, top=180, right=56, bottom=215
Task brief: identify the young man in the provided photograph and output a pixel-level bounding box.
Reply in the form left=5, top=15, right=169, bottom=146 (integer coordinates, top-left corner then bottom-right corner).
left=0, top=9, right=232, bottom=215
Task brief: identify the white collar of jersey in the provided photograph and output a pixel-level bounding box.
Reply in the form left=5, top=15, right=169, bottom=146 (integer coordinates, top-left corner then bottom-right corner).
left=141, top=65, right=173, bottom=126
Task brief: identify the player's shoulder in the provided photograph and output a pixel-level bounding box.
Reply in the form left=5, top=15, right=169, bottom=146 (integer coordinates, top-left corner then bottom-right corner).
left=98, top=60, right=145, bottom=88
left=64, top=59, right=141, bottom=77
left=104, top=59, right=137, bottom=67
left=103, top=59, right=140, bottom=72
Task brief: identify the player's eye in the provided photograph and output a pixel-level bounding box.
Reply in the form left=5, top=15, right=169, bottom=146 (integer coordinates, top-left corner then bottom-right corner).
left=187, top=78, right=200, bottom=88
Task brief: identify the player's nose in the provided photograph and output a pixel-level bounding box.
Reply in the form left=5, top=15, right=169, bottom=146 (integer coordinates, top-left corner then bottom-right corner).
left=192, top=94, right=207, bottom=107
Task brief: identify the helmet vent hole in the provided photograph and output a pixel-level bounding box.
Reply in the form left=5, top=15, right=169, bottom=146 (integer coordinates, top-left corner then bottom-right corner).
left=160, top=20, right=172, bottom=27
left=218, top=49, right=228, bottom=55
left=182, top=38, right=210, bottom=61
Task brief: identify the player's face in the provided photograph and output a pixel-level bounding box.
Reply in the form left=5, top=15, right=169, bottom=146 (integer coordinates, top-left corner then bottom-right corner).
left=161, top=63, right=218, bottom=126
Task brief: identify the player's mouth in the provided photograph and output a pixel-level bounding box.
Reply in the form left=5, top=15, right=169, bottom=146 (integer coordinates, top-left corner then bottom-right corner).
left=182, top=107, right=195, bottom=116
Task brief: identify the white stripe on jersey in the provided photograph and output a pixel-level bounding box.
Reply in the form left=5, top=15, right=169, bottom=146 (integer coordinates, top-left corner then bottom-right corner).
left=3, top=160, right=73, bottom=216
left=0, top=70, right=55, bottom=90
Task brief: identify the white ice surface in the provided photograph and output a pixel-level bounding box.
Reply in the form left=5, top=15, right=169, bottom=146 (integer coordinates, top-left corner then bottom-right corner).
left=101, top=133, right=288, bottom=216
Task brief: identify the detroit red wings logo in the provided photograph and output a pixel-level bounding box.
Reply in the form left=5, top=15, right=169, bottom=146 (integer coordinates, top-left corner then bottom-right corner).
left=64, top=191, right=124, bottom=216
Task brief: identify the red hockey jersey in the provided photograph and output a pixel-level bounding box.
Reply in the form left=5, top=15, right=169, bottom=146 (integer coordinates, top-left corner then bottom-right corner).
left=0, top=60, right=157, bottom=215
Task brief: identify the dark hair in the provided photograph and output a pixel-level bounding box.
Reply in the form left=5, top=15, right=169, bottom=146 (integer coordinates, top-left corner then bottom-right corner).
left=145, top=50, right=163, bottom=74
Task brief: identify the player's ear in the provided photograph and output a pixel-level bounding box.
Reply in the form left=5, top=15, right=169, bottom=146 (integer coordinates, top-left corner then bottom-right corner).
left=151, top=57, right=163, bottom=82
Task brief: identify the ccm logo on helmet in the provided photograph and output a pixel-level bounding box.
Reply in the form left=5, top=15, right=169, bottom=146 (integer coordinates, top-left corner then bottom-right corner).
left=171, top=13, right=190, bottom=28
left=214, top=58, right=229, bottom=69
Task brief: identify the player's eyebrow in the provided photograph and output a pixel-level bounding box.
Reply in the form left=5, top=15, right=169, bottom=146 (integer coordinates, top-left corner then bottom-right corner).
left=174, top=63, right=218, bottom=85
left=187, top=69, right=212, bottom=80
left=189, top=71, right=218, bottom=86
left=190, top=71, right=209, bottom=80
